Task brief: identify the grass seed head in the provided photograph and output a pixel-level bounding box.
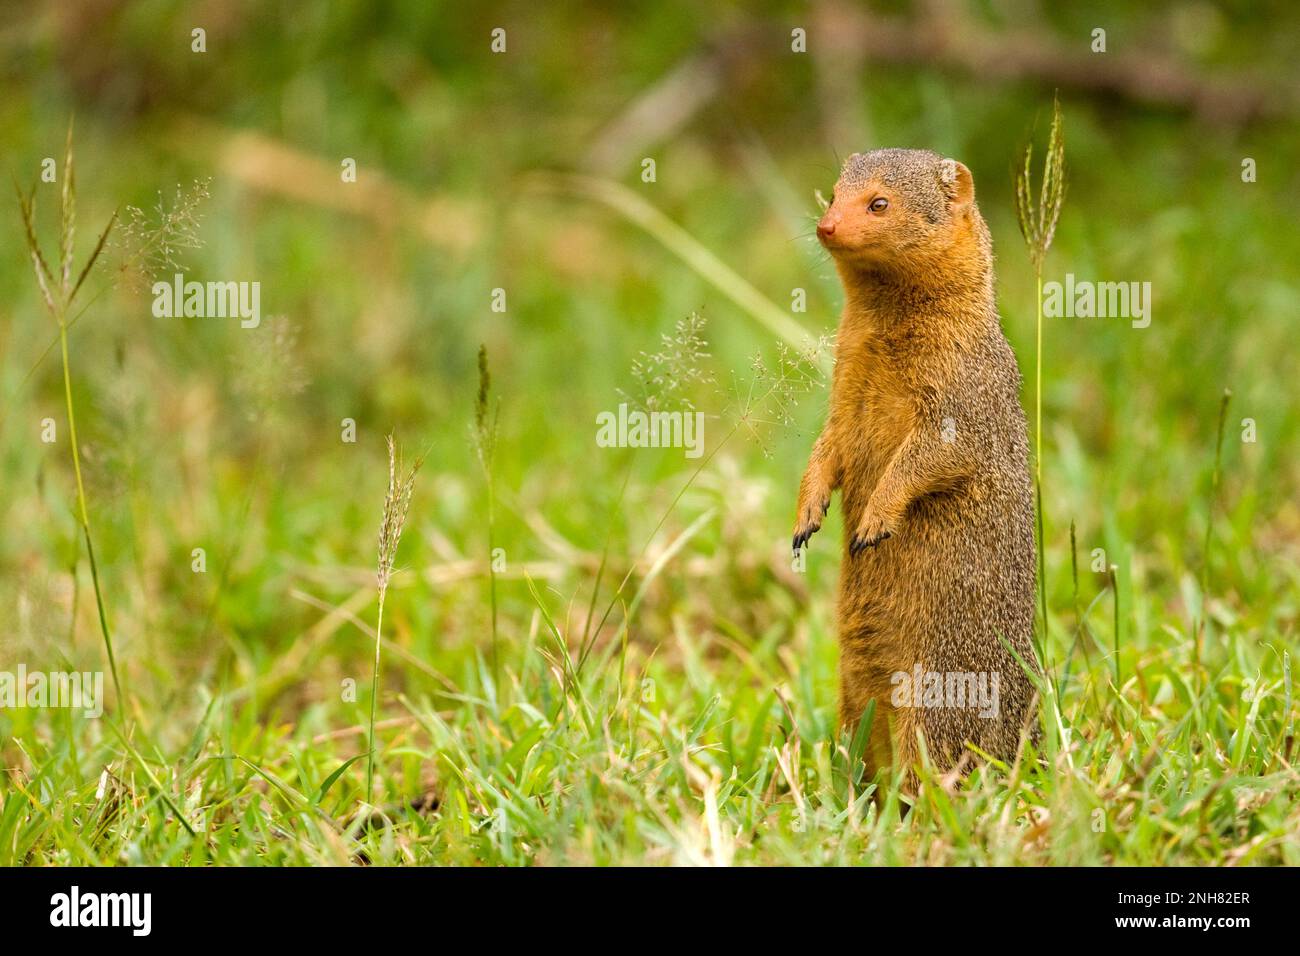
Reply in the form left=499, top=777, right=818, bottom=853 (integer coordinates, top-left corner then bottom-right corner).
left=377, top=433, right=423, bottom=597
left=60, top=120, right=76, bottom=295
left=729, top=334, right=831, bottom=457
left=112, top=179, right=211, bottom=291
left=622, top=311, right=713, bottom=413
left=472, top=343, right=498, bottom=472
left=1015, top=94, right=1066, bottom=272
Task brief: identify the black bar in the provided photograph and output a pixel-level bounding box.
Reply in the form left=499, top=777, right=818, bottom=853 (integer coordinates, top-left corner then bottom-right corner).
left=0, top=866, right=1278, bottom=941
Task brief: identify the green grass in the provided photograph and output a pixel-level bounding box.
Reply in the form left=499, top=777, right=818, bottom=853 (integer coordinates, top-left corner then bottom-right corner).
left=1, top=2, right=1298, bottom=866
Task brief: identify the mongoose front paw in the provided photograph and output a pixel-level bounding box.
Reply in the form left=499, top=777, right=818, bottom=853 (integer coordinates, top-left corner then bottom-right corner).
left=849, top=512, right=896, bottom=556
left=792, top=495, right=831, bottom=553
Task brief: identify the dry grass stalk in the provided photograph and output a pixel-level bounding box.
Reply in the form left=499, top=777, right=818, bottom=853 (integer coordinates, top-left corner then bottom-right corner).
left=1013, top=95, right=1067, bottom=651
left=15, top=121, right=123, bottom=707
left=367, top=433, right=423, bottom=803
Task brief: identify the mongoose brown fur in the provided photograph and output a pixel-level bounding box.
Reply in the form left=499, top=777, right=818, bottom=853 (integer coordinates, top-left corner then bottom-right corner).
left=793, top=148, right=1039, bottom=792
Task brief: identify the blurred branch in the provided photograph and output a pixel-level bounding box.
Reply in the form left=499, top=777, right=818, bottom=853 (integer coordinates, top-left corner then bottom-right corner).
left=585, top=7, right=1291, bottom=153
left=811, top=0, right=871, bottom=150
left=585, top=53, right=724, bottom=175
left=161, top=117, right=484, bottom=256
left=818, top=5, right=1289, bottom=125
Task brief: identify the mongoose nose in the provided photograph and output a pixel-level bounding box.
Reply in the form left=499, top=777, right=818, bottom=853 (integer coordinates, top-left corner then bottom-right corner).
left=817, top=219, right=836, bottom=238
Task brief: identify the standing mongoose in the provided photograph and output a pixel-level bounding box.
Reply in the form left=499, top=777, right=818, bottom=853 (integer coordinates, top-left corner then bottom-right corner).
left=792, top=148, right=1039, bottom=792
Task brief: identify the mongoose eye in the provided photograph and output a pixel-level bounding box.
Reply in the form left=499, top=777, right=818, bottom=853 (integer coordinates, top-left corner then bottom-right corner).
left=869, top=197, right=889, bottom=213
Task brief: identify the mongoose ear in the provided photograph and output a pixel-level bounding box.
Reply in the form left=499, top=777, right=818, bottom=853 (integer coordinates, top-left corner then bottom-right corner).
left=939, top=159, right=975, bottom=210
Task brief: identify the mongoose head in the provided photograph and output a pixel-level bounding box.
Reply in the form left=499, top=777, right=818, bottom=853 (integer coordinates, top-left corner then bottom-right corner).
left=817, top=148, right=990, bottom=280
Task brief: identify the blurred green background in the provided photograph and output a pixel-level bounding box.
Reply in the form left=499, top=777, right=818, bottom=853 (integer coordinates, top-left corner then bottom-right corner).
left=1, top=1, right=1298, bottom=863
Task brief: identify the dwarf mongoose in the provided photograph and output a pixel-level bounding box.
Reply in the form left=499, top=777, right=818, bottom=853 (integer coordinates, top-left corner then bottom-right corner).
left=793, top=148, right=1039, bottom=791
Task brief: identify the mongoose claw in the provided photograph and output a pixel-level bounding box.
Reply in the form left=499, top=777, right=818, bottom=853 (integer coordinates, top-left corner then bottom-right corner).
left=850, top=508, right=898, bottom=556
left=792, top=493, right=830, bottom=554
left=849, top=528, right=893, bottom=556
left=792, top=500, right=828, bottom=553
